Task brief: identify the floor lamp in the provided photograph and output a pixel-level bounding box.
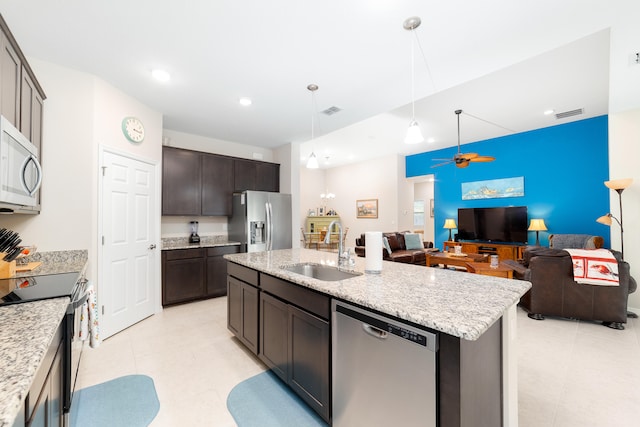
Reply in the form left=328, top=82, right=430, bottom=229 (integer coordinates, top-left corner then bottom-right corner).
left=597, top=178, right=635, bottom=318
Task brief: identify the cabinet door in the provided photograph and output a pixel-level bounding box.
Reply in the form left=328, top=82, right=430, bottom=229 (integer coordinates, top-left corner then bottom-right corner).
left=288, top=305, right=330, bottom=422
left=255, top=162, right=279, bottom=192
left=259, top=292, right=289, bottom=382
left=461, top=243, right=478, bottom=254
left=162, top=254, right=205, bottom=306
left=234, top=159, right=256, bottom=191
left=20, top=67, right=44, bottom=152
left=241, top=283, right=259, bottom=355
left=202, top=153, right=233, bottom=216
left=0, top=31, right=21, bottom=127
left=227, top=276, right=243, bottom=336
left=495, top=246, right=514, bottom=261
left=162, top=147, right=201, bottom=215
left=206, top=247, right=239, bottom=297
left=48, top=343, right=63, bottom=427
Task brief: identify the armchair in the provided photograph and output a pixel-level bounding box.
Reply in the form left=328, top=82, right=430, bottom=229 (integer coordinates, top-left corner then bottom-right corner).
left=505, top=235, right=632, bottom=329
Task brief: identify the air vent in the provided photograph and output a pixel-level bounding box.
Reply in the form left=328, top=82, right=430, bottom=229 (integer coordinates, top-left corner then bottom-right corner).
left=555, top=108, right=584, bottom=120
left=321, top=106, right=342, bottom=116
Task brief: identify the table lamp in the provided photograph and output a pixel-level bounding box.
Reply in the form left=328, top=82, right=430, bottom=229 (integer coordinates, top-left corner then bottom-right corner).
left=528, top=219, right=547, bottom=246
left=443, top=219, right=457, bottom=241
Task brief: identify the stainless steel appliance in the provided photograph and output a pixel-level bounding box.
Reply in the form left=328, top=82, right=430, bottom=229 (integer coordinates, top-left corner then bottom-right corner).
left=0, top=271, right=88, bottom=425
left=229, top=191, right=292, bottom=252
left=332, top=300, right=438, bottom=427
left=0, top=115, right=43, bottom=213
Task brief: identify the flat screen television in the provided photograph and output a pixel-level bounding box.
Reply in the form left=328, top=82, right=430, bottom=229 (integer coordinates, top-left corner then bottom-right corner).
left=457, top=206, right=528, bottom=244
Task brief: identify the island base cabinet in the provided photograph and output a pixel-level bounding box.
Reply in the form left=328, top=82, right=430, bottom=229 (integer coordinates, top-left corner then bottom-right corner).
left=25, top=337, right=63, bottom=427
left=288, top=305, right=330, bottom=422
left=259, top=292, right=288, bottom=381
left=227, top=276, right=259, bottom=355
left=259, top=293, right=331, bottom=422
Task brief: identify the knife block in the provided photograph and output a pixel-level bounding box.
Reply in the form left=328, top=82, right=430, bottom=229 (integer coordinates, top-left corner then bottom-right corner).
left=0, top=256, right=16, bottom=278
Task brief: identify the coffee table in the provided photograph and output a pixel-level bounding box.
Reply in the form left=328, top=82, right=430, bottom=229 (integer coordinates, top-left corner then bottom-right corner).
left=465, top=261, right=515, bottom=279
left=425, top=252, right=487, bottom=269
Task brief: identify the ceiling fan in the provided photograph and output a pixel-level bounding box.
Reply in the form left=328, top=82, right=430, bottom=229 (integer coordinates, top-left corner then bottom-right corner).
left=431, top=110, right=496, bottom=168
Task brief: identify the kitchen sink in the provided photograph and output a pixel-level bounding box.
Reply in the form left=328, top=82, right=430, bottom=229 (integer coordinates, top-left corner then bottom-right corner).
left=282, top=263, right=361, bottom=281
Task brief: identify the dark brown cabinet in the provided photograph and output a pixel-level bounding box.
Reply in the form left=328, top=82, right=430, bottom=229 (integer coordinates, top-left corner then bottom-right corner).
left=162, top=248, right=206, bottom=306
left=162, top=147, right=202, bottom=216
left=0, top=15, right=46, bottom=147
left=234, top=158, right=280, bottom=192
left=206, top=246, right=240, bottom=297
left=202, top=153, right=234, bottom=216
left=162, top=245, right=240, bottom=306
left=24, top=323, right=63, bottom=427
left=259, top=292, right=289, bottom=381
left=227, top=274, right=259, bottom=355
left=162, top=146, right=279, bottom=216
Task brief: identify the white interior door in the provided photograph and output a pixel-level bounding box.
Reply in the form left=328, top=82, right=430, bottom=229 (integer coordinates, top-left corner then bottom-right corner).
left=101, top=150, right=158, bottom=338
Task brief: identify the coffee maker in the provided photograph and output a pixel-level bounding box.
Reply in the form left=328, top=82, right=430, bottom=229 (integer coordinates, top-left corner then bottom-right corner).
left=189, top=221, right=200, bottom=244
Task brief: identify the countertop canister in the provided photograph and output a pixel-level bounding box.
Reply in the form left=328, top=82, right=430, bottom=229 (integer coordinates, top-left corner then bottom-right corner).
left=364, top=231, right=383, bottom=274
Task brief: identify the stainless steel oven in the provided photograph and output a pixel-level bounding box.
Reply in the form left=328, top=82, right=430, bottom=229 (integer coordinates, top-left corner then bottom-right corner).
left=64, top=277, right=88, bottom=417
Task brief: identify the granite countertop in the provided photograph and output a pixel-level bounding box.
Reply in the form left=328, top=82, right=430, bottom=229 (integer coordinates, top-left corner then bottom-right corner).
left=224, top=248, right=531, bottom=341
left=0, top=298, right=70, bottom=427
left=162, top=236, right=241, bottom=250
left=1, top=250, right=88, bottom=427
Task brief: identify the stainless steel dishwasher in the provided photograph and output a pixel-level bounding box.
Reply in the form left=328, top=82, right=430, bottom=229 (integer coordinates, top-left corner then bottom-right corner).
left=332, top=300, right=438, bottom=427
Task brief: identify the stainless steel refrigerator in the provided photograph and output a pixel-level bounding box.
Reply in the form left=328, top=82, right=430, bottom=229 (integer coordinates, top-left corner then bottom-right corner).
left=229, top=190, right=292, bottom=252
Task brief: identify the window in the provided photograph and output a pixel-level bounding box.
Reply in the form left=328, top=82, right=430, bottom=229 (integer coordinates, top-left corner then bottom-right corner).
left=413, top=200, right=425, bottom=226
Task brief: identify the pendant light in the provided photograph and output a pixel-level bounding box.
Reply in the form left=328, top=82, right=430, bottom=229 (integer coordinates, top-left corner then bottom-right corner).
left=306, top=84, right=320, bottom=169
left=403, top=16, right=424, bottom=144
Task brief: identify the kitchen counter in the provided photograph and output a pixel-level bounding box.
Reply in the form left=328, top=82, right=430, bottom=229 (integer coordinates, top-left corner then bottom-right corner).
left=0, top=249, right=88, bottom=427
left=0, top=298, right=70, bottom=427
left=224, top=248, right=531, bottom=341
left=162, top=236, right=240, bottom=251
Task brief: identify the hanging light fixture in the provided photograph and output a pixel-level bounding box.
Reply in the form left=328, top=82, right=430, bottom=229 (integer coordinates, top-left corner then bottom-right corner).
left=403, top=16, right=424, bottom=144
left=306, top=84, right=320, bottom=169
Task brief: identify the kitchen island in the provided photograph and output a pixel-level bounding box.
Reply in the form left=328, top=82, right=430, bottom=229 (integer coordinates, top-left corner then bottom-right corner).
left=224, top=248, right=531, bottom=426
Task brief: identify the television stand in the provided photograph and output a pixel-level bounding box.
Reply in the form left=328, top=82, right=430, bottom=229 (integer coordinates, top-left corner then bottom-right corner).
left=444, top=241, right=525, bottom=261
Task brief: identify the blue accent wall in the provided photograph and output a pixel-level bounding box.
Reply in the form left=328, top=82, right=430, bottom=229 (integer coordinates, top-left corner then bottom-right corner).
left=406, top=116, right=610, bottom=249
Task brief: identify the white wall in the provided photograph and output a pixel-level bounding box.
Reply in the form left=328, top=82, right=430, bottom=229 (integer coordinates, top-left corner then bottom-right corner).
left=299, top=154, right=405, bottom=248
left=414, top=179, right=435, bottom=243
left=0, top=58, right=164, bottom=289
left=608, top=0, right=640, bottom=312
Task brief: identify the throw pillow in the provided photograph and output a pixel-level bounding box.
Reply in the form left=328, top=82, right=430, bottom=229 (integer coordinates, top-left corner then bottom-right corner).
left=404, top=233, right=423, bottom=250
left=382, top=236, right=392, bottom=255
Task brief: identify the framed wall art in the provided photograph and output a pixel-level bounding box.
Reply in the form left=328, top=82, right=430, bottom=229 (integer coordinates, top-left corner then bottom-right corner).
left=356, top=199, right=378, bottom=218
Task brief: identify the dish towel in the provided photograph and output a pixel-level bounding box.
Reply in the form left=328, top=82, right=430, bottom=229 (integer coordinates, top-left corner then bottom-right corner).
left=564, top=248, right=619, bottom=286
left=80, top=284, right=101, bottom=348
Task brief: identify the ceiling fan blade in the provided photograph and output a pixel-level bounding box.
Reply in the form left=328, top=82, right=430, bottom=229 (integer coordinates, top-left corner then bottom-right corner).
left=470, top=156, right=496, bottom=162
left=431, top=160, right=454, bottom=168
left=459, top=153, right=478, bottom=160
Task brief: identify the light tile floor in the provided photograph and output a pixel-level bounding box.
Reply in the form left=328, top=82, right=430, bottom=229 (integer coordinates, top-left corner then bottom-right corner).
left=77, top=298, right=640, bottom=426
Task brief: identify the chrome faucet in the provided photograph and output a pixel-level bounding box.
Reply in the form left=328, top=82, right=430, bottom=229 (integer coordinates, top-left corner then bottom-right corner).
left=324, top=220, right=352, bottom=268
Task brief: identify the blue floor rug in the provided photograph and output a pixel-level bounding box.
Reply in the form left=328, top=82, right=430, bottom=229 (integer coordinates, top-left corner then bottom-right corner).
left=70, top=374, right=159, bottom=427
left=227, top=371, right=328, bottom=427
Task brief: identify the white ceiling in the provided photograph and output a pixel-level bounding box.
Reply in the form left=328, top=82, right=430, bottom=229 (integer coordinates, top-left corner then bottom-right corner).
left=0, top=1, right=616, bottom=169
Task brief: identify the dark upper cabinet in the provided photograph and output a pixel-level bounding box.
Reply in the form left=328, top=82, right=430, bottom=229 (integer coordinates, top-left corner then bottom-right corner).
left=162, top=146, right=280, bottom=216
left=202, top=153, right=233, bottom=216
left=0, top=28, right=20, bottom=127
left=234, top=158, right=280, bottom=192
left=162, top=146, right=202, bottom=215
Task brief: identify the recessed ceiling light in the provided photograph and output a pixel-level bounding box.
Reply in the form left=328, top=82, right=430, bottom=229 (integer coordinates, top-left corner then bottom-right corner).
left=239, top=97, right=252, bottom=106
left=543, top=109, right=555, bottom=115
left=151, top=69, right=171, bottom=82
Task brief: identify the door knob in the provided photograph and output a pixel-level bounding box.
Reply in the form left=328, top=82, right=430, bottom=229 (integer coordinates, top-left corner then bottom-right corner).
left=149, top=244, right=157, bottom=250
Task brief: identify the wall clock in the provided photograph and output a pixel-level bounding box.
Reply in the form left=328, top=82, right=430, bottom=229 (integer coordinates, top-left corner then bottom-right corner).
left=121, top=116, right=145, bottom=143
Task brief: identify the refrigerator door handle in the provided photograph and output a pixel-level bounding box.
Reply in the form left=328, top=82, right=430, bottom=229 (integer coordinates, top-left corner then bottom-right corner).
left=265, top=202, right=273, bottom=250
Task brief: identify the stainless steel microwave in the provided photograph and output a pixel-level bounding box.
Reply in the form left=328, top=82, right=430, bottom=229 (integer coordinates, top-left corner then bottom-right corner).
left=0, top=115, right=42, bottom=213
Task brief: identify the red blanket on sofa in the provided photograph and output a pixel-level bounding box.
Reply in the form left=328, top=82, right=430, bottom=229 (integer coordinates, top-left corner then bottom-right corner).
left=563, top=248, right=619, bottom=286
